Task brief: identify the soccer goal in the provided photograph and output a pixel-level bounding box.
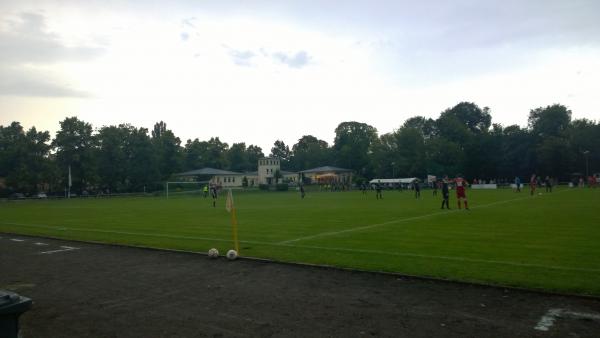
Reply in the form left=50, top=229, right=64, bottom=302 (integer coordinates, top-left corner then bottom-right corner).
left=165, top=181, right=209, bottom=199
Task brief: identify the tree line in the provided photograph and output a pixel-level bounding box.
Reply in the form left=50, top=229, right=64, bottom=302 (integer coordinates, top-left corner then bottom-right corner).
left=1, top=102, right=598, bottom=196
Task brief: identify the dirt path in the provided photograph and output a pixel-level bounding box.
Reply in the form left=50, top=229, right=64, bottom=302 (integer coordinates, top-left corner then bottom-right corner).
left=1, top=233, right=599, bottom=337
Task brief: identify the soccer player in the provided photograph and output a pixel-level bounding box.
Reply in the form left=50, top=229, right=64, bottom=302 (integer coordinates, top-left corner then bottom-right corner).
left=203, top=185, right=209, bottom=198
left=455, top=174, right=469, bottom=210
left=210, top=185, right=218, bottom=207
left=432, top=180, right=439, bottom=197
left=530, top=174, right=537, bottom=196
left=414, top=180, right=421, bottom=199
left=441, top=176, right=450, bottom=209
left=514, top=176, right=521, bottom=192
left=300, top=184, right=306, bottom=199
left=375, top=181, right=383, bottom=200
left=544, top=176, right=552, bottom=193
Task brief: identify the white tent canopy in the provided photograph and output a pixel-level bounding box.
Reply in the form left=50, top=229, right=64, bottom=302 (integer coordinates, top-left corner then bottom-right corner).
left=369, top=178, right=417, bottom=184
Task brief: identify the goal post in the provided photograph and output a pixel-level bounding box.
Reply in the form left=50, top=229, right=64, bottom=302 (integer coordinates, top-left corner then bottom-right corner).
left=166, top=181, right=209, bottom=199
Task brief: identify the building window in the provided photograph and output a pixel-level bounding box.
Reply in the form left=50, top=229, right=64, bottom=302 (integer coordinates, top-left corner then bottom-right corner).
left=233, top=177, right=236, bottom=182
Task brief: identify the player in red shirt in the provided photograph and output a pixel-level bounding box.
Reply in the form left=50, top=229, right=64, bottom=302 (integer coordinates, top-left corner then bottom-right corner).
left=455, top=175, right=469, bottom=210
left=530, top=174, right=537, bottom=196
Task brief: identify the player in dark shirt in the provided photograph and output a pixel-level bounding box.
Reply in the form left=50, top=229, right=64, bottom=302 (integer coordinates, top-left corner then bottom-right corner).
left=210, top=185, right=218, bottom=207
left=375, top=182, right=383, bottom=200
left=441, top=177, right=450, bottom=209
left=545, top=176, right=552, bottom=193
left=414, top=180, right=421, bottom=199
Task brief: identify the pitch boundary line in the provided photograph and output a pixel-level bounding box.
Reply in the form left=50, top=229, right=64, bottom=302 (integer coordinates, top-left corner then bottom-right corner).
left=535, top=308, right=600, bottom=331
left=279, top=192, right=562, bottom=245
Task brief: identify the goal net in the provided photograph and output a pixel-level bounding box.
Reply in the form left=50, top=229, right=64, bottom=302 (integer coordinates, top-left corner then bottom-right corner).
left=165, top=181, right=209, bottom=199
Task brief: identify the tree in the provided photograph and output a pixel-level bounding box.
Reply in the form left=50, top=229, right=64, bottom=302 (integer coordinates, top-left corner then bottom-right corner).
left=183, top=137, right=229, bottom=170
left=536, top=136, right=573, bottom=178
left=528, top=104, right=573, bottom=179
left=151, top=121, right=183, bottom=180
left=528, top=104, right=572, bottom=137
left=402, top=116, right=437, bottom=139
left=370, top=133, right=398, bottom=179
left=270, top=140, right=291, bottom=169
left=290, top=135, right=331, bottom=170
left=52, top=117, right=97, bottom=193
left=441, top=102, right=491, bottom=134
left=183, top=138, right=205, bottom=171
left=0, top=122, right=52, bottom=195
left=333, top=121, right=378, bottom=172
left=568, top=119, right=600, bottom=177
left=205, top=137, right=229, bottom=169
left=97, top=125, right=129, bottom=192
left=246, top=145, right=264, bottom=171
left=496, top=125, right=535, bottom=179
left=126, top=127, right=160, bottom=191
left=227, top=143, right=249, bottom=172
left=394, top=126, right=426, bottom=177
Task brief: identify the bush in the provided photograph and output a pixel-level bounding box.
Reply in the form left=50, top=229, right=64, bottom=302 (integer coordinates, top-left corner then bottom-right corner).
left=275, top=183, right=289, bottom=191
left=258, top=184, right=270, bottom=191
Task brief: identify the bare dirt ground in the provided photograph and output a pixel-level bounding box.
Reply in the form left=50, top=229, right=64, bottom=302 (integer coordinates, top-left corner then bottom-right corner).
left=1, top=233, right=600, bottom=338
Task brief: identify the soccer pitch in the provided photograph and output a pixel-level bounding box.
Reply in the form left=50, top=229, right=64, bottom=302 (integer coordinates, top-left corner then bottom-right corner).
left=1, top=187, right=599, bottom=295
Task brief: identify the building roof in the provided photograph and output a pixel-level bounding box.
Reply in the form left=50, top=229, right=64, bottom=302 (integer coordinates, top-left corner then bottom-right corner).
left=369, top=178, right=417, bottom=184
left=299, top=166, right=353, bottom=174
left=175, top=167, right=243, bottom=176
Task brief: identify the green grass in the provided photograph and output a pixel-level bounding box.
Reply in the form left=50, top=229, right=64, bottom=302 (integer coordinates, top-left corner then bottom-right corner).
left=2, top=187, right=600, bottom=295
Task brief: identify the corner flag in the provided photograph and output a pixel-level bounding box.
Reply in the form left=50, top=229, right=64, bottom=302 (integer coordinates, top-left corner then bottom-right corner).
left=225, top=189, right=234, bottom=212
left=225, top=189, right=240, bottom=253
left=68, top=165, right=72, bottom=198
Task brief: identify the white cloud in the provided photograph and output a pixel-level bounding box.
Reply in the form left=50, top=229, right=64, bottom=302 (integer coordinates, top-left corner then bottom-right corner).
left=0, top=1, right=599, bottom=152
left=272, top=50, right=310, bottom=68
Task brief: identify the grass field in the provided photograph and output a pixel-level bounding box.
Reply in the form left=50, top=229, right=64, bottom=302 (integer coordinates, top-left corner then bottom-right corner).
left=2, top=187, right=600, bottom=295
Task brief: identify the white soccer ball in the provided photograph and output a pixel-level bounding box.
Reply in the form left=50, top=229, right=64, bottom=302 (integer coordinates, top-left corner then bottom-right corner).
left=208, top=248, right=219, bottom=258
left=226, top=249, right=238, bottom=260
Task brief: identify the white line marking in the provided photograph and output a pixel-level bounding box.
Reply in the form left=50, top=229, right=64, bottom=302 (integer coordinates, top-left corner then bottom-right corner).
left=10, top=238, right=25, bottom=242
left=535, top=308, right=562, bottom=331
left=2, top=221, right=599, bottom=273
left=535, top=308, right=600, bottom=331
left=280, top=193, right=557, bottom=244
left=2, top=190, right=595, bottom=273
left=33, top=242, right=48, bottom=246
left=39, top=246, right=79, bottom=255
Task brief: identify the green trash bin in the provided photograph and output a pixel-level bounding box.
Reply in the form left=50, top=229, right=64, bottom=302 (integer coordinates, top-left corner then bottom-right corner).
left=0, top=290, right=32, bottom=338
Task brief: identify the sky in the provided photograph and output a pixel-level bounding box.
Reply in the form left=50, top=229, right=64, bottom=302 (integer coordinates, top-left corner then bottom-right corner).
left=1, top=0, right=599, bottom=152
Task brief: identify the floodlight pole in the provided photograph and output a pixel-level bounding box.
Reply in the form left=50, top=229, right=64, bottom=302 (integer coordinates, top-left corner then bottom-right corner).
left=583, top=150, right=590, bottom=178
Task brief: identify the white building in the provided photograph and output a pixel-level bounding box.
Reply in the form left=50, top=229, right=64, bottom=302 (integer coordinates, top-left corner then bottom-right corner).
left=175, top=157, right=299, bottom=187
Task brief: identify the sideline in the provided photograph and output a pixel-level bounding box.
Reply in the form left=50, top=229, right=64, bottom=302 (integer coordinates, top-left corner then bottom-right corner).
left=535, top=308, right=600, bottom=331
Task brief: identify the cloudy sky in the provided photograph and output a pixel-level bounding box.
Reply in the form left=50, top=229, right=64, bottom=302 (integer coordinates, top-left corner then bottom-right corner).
left=1, top=0, right=599, bottom=152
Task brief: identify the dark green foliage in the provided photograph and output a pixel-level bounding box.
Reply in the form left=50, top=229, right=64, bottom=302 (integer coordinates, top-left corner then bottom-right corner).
left=290, top=135, right=331, bottom=171
left=275, top=183, right=289, bottom=191
left=333, top=121, right=378, bottom=173
left=52, top=117, right=98, bottom=193
left=1, top=101, right=598, bottom=196
left=258, top=184, right=270, bottom=191
left=270, top=140, right=291, bottom=169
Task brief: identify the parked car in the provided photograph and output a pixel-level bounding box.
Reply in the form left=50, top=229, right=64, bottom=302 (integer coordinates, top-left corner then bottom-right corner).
left=36, top=192, right=48, bottom=199
left=10, top=193, right=26, bottom=199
